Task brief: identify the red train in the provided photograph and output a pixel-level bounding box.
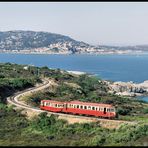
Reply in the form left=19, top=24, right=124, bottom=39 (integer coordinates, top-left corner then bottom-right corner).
left=40, top=100, right=116, bottom=119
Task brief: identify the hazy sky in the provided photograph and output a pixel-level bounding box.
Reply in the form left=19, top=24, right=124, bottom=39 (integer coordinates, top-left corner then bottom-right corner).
left=0, top=2, right=148, bottom=46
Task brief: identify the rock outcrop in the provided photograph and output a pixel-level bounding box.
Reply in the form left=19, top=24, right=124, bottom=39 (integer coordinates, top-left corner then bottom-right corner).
left=104, top=80, right=148, bottom=96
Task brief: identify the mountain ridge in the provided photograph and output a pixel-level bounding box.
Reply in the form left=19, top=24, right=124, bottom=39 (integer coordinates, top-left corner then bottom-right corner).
left=0, top=30, right=148, bottom=54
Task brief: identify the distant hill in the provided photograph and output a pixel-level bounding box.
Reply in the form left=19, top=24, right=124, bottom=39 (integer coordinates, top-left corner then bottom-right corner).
left=0, top=30, right=148, bottom=54
left=0, top=30, right=91, bottom=53
left=98, top=45, right=148, bottom=51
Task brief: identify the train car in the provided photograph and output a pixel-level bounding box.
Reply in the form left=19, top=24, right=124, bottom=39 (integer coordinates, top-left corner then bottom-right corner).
left=62, top=101, right=116, bottom=118
left=40, top=100, right=116, bottom=119
left=40, top=100, right=64, bottom=112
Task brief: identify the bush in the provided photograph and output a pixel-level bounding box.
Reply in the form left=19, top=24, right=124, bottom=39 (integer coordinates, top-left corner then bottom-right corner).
left=142, top=108, right=148, bottom=114
left=117, top=107, right=130, bottom=115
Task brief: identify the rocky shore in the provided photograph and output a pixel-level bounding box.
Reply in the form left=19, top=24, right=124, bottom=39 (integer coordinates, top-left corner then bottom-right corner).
left=65, top=69, right=148, bottom=97
left=104, top=80, right=148, bottom=97
left=67, top=70, right=86, bottom=75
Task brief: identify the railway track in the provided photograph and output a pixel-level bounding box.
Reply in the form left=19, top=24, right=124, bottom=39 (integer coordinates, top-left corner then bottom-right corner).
left=7, top=78, right=136, bottom=125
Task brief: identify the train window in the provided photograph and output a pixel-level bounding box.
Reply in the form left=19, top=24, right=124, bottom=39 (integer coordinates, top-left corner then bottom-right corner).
left=77, top=105, right=79, bottom=108
left=84, top=106, right=87, bottom=109
left=96, top=107, right=98, bottom=110
left=74, top=105, right=76, bottom=108
left=55, top=104, right=58, bottom=107
left=88, top=106, right=91, bottom=110
left=60, top=104, right=63, bottom=107
left=110, top=108, right=114, bottom=112
left=92, top=107, right=95, bottom=110
left=80, top=105, right=83, bottom=109
left=104, top=108, right=106, bottom=114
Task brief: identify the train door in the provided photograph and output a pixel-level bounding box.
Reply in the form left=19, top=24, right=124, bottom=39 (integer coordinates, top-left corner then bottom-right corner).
left=64, top=103, right=68, bottom=110
left=104, top=107, right=106, bottom=114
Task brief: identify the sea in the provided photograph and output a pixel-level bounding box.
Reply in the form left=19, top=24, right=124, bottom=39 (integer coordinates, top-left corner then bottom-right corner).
left=0, top=53, right=148, bottom=102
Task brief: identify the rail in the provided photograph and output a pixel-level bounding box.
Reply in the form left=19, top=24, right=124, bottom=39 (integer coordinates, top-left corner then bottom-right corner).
left=7, top=78, right=136, bottom=125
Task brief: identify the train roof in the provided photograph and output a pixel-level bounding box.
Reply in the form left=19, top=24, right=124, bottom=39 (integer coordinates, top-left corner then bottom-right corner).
left=42, top=100, right=113, bottom=107
left=41, top=100, right=64, bottom=104
left=69, top=101, right=113, bottom=107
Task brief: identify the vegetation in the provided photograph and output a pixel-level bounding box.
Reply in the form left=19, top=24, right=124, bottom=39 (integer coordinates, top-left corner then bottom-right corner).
left=0, top=106, right=147, bottom=146
left=0, top=63, right=41, bottom=103
left=26, top=68, right=148, bottom=118
left=0, top=62, right=147, bottom=146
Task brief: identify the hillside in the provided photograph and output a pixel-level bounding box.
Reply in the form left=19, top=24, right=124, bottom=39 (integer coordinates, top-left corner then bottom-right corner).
left=0, top=63, right=148, bottom=146
left=0, top=30, right=93, bottom=54
left=0, top=30, right=148, bottom=54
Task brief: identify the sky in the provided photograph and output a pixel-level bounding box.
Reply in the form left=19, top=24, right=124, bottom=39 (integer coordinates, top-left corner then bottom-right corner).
left=0, top=2, right=148, bottom=46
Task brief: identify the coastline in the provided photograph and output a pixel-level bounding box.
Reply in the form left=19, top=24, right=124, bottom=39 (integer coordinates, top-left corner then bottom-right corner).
left=67, top=70, right=86, bottom=75
left=66, top=69, right=148, bottom=101
left=0, top=53, right=148, bottom=101
left=104, top=80, right=148, bottom=99
left=0, top=50, right=148, bottom=55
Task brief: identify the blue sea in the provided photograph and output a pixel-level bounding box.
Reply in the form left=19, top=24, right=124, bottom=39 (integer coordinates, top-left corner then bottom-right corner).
left=0, top=54, right=148, bottom=102
left=0, top=53, right=148, bottom=102
left=0, top=53, right=148, bottom=83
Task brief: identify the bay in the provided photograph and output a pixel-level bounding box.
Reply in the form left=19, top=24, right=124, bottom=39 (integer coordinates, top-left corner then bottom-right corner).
left=0, top=53, right=148, bottom=83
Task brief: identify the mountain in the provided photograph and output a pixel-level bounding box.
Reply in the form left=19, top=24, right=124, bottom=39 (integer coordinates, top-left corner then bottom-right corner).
left=0, top=30, right=94, bottom=54
left=0, top=30, right=147, bottom=54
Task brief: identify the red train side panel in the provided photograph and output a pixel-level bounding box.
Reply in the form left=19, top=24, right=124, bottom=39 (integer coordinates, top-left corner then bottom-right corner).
left=40, top=100, right=64, bottom=112
left=40, top=100, right=116, bottom=118
left=62, top=101, right=115, bottom=118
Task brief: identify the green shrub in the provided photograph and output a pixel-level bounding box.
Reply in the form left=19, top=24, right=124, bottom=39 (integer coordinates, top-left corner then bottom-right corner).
left=117, top=107, right=130, bottom=115
left=142, top=108, right=148, bottom=114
